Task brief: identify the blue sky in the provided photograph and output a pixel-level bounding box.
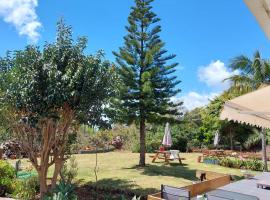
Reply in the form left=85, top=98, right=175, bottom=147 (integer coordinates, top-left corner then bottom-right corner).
left=0, top=0, right=270, bottom=110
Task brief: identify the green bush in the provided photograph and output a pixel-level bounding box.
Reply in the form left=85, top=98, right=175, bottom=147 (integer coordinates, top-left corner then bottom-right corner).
left=0, top=160, right=16, bottom=196
left=172, top=136, right=188, bottom=152
left=204, top=156, right=263, bottom=171
left=60, top=156, right=78, bottom=184
left=45, top=156, right=78, bottom=200
left=44, top=181, right=77, bottom=200
left=12, top=176, right=39, bottom=200
left=244, top=159, right=263, bottom=171
left=219, top=157, right=234, bottom=168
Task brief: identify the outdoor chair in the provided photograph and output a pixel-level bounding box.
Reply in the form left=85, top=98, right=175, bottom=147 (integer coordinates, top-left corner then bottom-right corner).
left=206, top=189, right=259, bottom=200
left=161, top=185, right=190, bottom=200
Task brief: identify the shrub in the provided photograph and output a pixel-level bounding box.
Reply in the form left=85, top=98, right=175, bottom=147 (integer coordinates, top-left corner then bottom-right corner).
left=45, top=156, right=78, bottom=200
left=219, top=157, right=234, bottom=168
left=12, top=176, right=39, bottom=200
left=172, top=136, right=188, bottom=152
left=244, top=159, right=263, bottom=171
left=44, top=181, right=77, bottom=200
left=60, top=156, right=78, bottom=184
left=186, top=139, right=201, bottom=152
left=204, top=156, right=263, bottom=171
left=0, top=160, right=16, bottom=196
left=111, top=136, right=124, bottom=149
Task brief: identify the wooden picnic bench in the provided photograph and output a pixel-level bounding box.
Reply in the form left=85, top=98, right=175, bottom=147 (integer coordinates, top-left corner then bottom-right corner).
left=151, top=150, right=184, bottom=165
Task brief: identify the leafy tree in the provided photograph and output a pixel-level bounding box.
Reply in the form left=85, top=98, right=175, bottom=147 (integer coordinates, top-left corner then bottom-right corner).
left=198, top=92, right=256, bottom=150
left=226, top=51, right=270, bottom=170
left=113, top=0, right=181, bottom=166
left=226, top=51, right=270, bottom=95
left=0, top=20, right=116, bottom=197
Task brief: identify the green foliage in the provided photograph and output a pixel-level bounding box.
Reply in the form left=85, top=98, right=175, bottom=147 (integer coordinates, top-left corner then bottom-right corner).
left=12, top=176, right=39, bottom=200
left=44, top=181, right=77, bottom=200
left=0, top=160, right=16, bottom=195
left=243, top=129, right=265, bottom=150
left=113, top=0, right=181, bottom=124
left=2, top=19, right=116, bottom=129
left=60, top=156, right=78, bottom=184
left=45, top=157, right=78, bottom=200
left=113, top=0, right=181, bottom=165
left=227, top=51, right=270, bottom=95
left=91, top=124, right=138, bottom=150
left=204, top=156, right=263, bottom=171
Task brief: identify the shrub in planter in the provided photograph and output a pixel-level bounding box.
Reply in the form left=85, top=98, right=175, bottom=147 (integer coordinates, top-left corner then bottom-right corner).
left=244, top=159, right=263, bottom=171
left=219, top=157, right=234, bottom=168
left=216, top=157, right=263, bottom=171
left=231, top=159, right=244, bottom=169
left=12, top=176, right=39, bottom=200
left=0, top=160, right=16, bottom=196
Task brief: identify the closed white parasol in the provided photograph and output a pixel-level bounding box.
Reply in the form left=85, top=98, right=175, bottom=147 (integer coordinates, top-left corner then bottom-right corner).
left=162, top=122, right=172, bottom=147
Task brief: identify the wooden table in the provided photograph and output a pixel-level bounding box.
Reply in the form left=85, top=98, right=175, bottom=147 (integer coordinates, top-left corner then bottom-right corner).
left=151, top=150, right=182, bottom=165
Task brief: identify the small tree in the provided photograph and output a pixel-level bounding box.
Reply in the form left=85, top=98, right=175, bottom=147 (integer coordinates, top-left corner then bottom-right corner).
left=113, top=0, right=181, bottom=166
left=1, top=20, right=116, bottom=197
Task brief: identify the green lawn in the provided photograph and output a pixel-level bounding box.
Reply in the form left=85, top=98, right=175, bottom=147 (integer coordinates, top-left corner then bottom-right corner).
left=13, top=152, right=260, bottom=195
left=65, top=152, right=257, bottom=194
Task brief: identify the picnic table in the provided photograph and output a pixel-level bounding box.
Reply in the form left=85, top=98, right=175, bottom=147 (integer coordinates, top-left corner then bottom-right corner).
left=151, top=150, right=183, bottom=165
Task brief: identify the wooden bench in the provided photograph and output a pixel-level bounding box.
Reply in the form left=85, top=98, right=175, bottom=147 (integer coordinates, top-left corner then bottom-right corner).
left=148, top=171, right=231, bottom=199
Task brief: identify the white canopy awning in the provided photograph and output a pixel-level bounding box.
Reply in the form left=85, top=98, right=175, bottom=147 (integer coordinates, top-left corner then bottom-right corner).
left=220, top=86, right=270, bottom=129
left=244, top=0, right=270, bottom=40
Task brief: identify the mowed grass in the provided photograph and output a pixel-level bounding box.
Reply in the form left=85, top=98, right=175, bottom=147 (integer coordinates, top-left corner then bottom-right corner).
left=63, top=152, right=256, bottom=193
left=11, top=152, right=259, bottom=195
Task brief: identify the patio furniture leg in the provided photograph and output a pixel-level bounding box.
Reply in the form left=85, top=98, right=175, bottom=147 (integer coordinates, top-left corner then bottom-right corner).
left=152, top=152, right=159, bottom=163
left=164, top=153, right=170, bottom=164
left=178, top=154, right=182, bottom=165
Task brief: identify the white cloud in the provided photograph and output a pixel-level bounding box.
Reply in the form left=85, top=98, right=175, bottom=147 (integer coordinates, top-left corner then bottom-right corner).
left=180, top=91, right=219, bottom=111
left=198, top=60, right=238, bottom=90
left=0, top=0, right=41, bottom=43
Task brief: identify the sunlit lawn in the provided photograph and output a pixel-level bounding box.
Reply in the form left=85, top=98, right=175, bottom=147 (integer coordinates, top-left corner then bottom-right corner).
left=12, top=152, right=260, bottom=195
left=58, top=152, right=257, bottom=193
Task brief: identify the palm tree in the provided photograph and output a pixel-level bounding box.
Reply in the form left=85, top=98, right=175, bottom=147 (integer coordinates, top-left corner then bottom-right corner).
left=226, top=51, right=270, bottom=95
left=226, top=51, right=270, bottom=171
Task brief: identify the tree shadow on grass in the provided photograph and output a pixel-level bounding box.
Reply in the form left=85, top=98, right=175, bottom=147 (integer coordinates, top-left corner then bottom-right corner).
left=123, top=164, right=198, bottom=181
left=76, top=178, right=158, bottom=200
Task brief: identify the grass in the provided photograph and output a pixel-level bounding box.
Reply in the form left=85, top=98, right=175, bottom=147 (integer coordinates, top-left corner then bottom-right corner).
left=11, top=152, right=260, bottom=195
left=60, top=152, right=257, bottom=194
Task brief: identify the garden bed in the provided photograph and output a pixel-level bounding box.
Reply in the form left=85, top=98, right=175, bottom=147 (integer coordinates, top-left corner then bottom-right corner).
left=203, top=156, right=263, bottom=171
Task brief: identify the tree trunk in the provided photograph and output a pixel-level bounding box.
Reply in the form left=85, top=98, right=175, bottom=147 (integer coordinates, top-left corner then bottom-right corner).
left=139, top=117, right=146, bottom=167
left=38, top=167, right=48, bottom=199
left=229, top=128, right=233, bottom=150
left=261, top=129, right=268, bottom=172
left=51, top=159, right=64, bottom=189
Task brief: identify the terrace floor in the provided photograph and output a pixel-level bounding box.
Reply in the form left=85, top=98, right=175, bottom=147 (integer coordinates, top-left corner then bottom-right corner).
left=218, top=172, right=270, bottom=200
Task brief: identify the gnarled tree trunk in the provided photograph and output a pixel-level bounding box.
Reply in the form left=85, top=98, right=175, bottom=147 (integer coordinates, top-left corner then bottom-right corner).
left=13, top=104, right=74, bottom=199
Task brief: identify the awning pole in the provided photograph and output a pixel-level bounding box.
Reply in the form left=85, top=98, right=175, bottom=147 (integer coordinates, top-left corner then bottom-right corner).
left=261, top=129, right=268, bottom=172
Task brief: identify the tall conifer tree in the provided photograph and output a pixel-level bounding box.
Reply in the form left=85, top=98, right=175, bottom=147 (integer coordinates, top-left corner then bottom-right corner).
left=113, top=0, right=181, bottom=166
